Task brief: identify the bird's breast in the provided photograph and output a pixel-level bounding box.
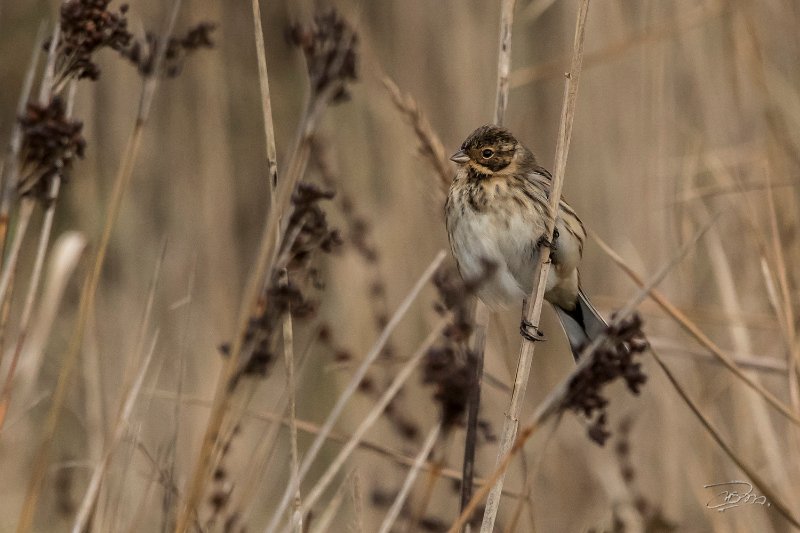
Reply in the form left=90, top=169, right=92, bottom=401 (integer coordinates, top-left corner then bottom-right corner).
left=446, top=176, right=548, bottom=307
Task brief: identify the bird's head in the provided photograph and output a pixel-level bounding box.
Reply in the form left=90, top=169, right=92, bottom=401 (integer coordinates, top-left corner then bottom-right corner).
left=450, top=125, right=532, bottom=176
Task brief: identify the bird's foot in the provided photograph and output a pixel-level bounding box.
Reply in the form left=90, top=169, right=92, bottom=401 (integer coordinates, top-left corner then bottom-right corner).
left=537, top=228, right=559, bottom=251
left=520, top=319, right=546, bottom=343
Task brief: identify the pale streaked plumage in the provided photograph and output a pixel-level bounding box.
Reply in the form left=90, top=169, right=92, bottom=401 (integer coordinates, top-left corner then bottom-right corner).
left=445, top=125, right=604, bottom=359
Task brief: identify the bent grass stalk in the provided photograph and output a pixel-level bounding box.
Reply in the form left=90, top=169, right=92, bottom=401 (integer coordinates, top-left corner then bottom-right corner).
left=264, top=250, right=445, bottom=533
left=480, top=1, right=590, bottom=530
left=176, top=81, right=343, bottom=533
left=378, top=422, right=443, bottom=533
left=279, top=317, right=449, bottom=533
left=461, top=0, right=517, bottom=522
left=455, top=213, right=715, bottom=533
left=593, top=232, right=800, bottom=426
left=16, top=4, right=183, bottom=530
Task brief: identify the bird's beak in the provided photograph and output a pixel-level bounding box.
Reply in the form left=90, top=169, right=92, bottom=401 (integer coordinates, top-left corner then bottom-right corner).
left=450, top=150, right=470, bottom=164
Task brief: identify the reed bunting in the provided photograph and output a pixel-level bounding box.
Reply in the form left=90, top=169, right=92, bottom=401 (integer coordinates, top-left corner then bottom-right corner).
left=445, top=125, right=605, bottom=360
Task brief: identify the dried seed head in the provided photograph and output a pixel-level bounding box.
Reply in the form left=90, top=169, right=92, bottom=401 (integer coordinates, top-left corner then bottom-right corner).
left=287, top=9, right=358, bottom=103
left=560, top=312, right=649, bottom=446
left=50, top=0, right=132, bottom=81
left=18, top=96, right=86, bottom=202
left=119, top=22, right=216, bottom=78
left=223, top=181, right=340, bottom=389
left=422, top=263, right=495, bottom=429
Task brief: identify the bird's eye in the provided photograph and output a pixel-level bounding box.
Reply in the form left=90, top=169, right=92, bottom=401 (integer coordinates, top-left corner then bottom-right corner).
left=482, top=149, right=494, bottom=158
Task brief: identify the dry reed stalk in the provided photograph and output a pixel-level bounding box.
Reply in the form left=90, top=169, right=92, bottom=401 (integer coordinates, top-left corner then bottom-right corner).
left=350, top=471, right=365, bottom=533
left=692, top=194, right=793, bottom=495
left=72, top=330, right=159, bottom=532
left=248, top=19, right=297, bottom=524
left=404, top=450, right=445, bottom=533
left=16, top=4, right=183, bottom=530
left=706, top=149, right=800, bottom=420
left=480, top=1, right=589, bottom=530
left=0, top=232, right=86, bottom=431
left=176, top=80, right=344, bottom=533
left=250, top=0, right=278, bottom=200
left=454, top=215, right=712, bottom=533
left=71, top=239, right=167, bottom=530
left=0, top=24, right=44, bottom=263
left=378, top=422, right=442, bottom=533
left=279, top=271, right=302, bottom=532
left=0, top=198, right=34, bottom=318
left=0, top=19, right=61, bottom=333
left=237, top=334, right=315, bottom=526
left=510, top=0, right=722, bottom=88
left=503, top=416, right=562, bottom=533
left=650, top=338, right=787, bottom=374
left=763, top=174, right=800, bottom=409
left=2, top=175, right=60, bottom=382
left=150, top=389, right=524, bottom=499
left=282, top=319, right=448, bottom=533
left=460, top=298, right=488, bottom=521
left=308, top=470, right=354, bottom=533
left=264, top=251, right=445, bottom=532
left=650, top=348, right=800, bottom=528
left=459, top=1, right=518, bottom=524
left=593, top=233, right=800, bottom=426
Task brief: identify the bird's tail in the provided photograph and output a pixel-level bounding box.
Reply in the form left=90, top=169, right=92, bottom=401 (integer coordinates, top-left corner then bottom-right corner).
left=554, top=288, right=607, bottom=361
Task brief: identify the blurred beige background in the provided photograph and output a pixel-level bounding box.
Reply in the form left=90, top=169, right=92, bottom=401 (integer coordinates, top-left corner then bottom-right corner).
left=1, top=0, right=799, bottom=531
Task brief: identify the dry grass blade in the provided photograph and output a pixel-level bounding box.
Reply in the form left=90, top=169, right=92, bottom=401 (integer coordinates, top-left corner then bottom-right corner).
left=178, top=66, right=351, bottom=533
left=492, top=0, right=516, bottom=126
left=309, top=470, right=354, bottom=533
left=382, top=76, right=450, bottom=197
left=16, top=4, right=183, bottom=530
left=72, top=330, right=159, bottom=532
left=148, top=389, right=525, bottom=500
left=0, top=23, right=44, bottom=257
left=264, top=250, right=446, bottom=533
left=0, top=232, right=86, bottom=430
left=458, top=203, right=712, bottom=533
left=510, top=0, right=721, bottom=88
left=651, top=338, right=788, bottom=375
left=481, top=1, right=590, bottom=530
left=236, top=329, right=320, bottom=526
left=460, top=0, right=518, bottom=525
left=650, top=348, right=800, bottom=528
left=763, top=172, right=800, bottom=406
left=593, top=232, right=800, bottom=426
left=282, top=320, right=448, bottom=533
left=250, top=0, right=278, bottom=198
left=377, top=422, right=442, bottom=533
left=0, top=198, right=34, bottom=311
left=280, top=271, right=302, bottom=532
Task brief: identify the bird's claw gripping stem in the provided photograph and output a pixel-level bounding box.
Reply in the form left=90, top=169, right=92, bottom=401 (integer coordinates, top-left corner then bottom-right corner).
left=520, top=319, right=546, bottom=343
left=537, top=228, right=559, bottom=251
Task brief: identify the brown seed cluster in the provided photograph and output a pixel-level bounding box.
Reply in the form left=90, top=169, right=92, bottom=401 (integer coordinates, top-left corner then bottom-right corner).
left=288, top=182, right=344, bottom=264
left=50, top=0, right=132, bottom=81
left=18, top=96, right=86, bottom=202
left=422, top=262, right=496, bottom=428
left=287, top=9, right=358, bottom=103
left=119, top=22, right=216, bottom=78
left=222, top=182, right=341, bottom=389
left=561, top=312, right=648, bottom=446
left=206, top=424, right=242, bottom=532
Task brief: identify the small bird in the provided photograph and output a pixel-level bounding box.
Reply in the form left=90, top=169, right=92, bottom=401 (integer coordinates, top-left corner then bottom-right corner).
left=445, top=124, right=605, bottom=360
